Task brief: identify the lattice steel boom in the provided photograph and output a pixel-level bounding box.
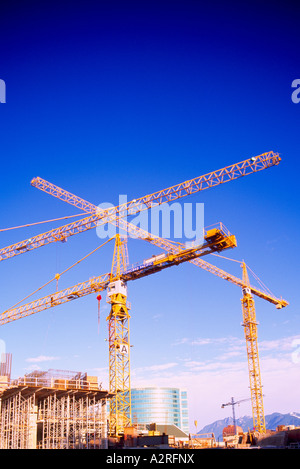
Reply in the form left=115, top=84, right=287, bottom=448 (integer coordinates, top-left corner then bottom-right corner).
left=0, top=151, right=281, bottom=261
left=29, top=174, right=288, bottom=310
left=0, top=223, right=237, bottom=325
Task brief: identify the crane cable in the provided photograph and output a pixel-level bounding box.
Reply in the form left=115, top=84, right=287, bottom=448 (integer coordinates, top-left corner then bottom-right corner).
left=5, top=236, right=116, bottom=311
left=0, top=212, right=86, bottom=232
left=211, top=253, right=276, bottom=297
left=246, top=264, right=275, bottom=298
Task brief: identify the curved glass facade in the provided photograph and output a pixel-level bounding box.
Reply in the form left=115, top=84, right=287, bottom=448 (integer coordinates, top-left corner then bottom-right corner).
left=131, top=387, right=189, bottom=434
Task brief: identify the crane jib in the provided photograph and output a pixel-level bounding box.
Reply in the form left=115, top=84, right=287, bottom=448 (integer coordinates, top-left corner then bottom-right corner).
left=1, top=151, right=281, bottom=262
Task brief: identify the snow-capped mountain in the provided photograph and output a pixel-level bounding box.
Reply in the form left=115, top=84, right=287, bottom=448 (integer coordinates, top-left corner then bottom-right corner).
left=198, top=412, right=300, bottom=441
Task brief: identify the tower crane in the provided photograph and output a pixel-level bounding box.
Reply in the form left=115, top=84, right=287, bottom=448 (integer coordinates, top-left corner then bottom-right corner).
left=1, top=226, right=237, bottom=435
left=0, top=151, right=286, bottom=436
left=173, top=252, right=284, bottom=433
left=0, top=231, right=287, bottom=435
left=221, top=396, right=252, bottom=432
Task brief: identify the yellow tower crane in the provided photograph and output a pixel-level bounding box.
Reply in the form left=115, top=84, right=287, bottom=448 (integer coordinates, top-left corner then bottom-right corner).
left=171, top=249, right=286, bottom=433
left=241, top=261, right=266, bottom=433
left=0, top=224, right=237, bottom=435
left=106, top=234, right=131, bottom=435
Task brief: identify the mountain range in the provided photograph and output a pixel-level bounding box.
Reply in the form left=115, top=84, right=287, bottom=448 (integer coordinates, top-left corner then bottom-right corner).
left=198, top=412, right=300, bottom=442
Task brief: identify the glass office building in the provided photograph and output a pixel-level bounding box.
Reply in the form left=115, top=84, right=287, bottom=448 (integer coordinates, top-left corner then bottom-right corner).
left=131, top=387, right=189, bottom=435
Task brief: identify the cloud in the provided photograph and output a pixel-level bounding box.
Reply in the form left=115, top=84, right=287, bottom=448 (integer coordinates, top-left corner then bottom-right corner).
left=26, top=355, right=60, bottom=363
left=172, top=338, right=190, bottom=345
left=172, top=336, right=244, bottom=347
left=130, top=332, right=300, bottom=429
left=173, top=334, right=300, bottom=363
left=152, top=314, right=162, bottom=321
left=259, top=335, right=300, bottom=354
left=132, top=333, right=300, bottom=429
left=182, top=357, right=246, bottom=373
left=135, top=362, right=177, bottom=374
left=132, top=362, right=179, bottom=385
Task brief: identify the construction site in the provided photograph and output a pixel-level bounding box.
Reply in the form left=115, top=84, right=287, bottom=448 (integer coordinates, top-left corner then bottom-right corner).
left=0, top=358, right=109, bottom=449
left=0, top=151, right=293, bottom=449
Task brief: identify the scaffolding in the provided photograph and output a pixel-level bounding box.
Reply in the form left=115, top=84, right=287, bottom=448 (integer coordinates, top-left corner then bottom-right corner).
left=0, top=369, right=111, bottom=449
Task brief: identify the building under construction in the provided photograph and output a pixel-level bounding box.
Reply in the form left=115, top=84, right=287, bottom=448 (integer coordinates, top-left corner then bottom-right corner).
left=0, top=358, right=110, bottom=449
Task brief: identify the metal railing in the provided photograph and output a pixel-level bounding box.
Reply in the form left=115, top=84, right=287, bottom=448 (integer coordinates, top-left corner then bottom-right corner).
left=10, top=376, right=101, bottom=391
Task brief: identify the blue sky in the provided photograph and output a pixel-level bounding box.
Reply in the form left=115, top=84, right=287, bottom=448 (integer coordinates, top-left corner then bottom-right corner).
left=0, top=1, right=299, bottom=429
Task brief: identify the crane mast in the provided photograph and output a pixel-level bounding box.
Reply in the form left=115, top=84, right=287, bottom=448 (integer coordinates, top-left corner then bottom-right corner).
left=221, top=396, right=252, bottom=433
left=241, top=262, right=265, bottom=433
left=106, top=235, right=131, bottom=436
